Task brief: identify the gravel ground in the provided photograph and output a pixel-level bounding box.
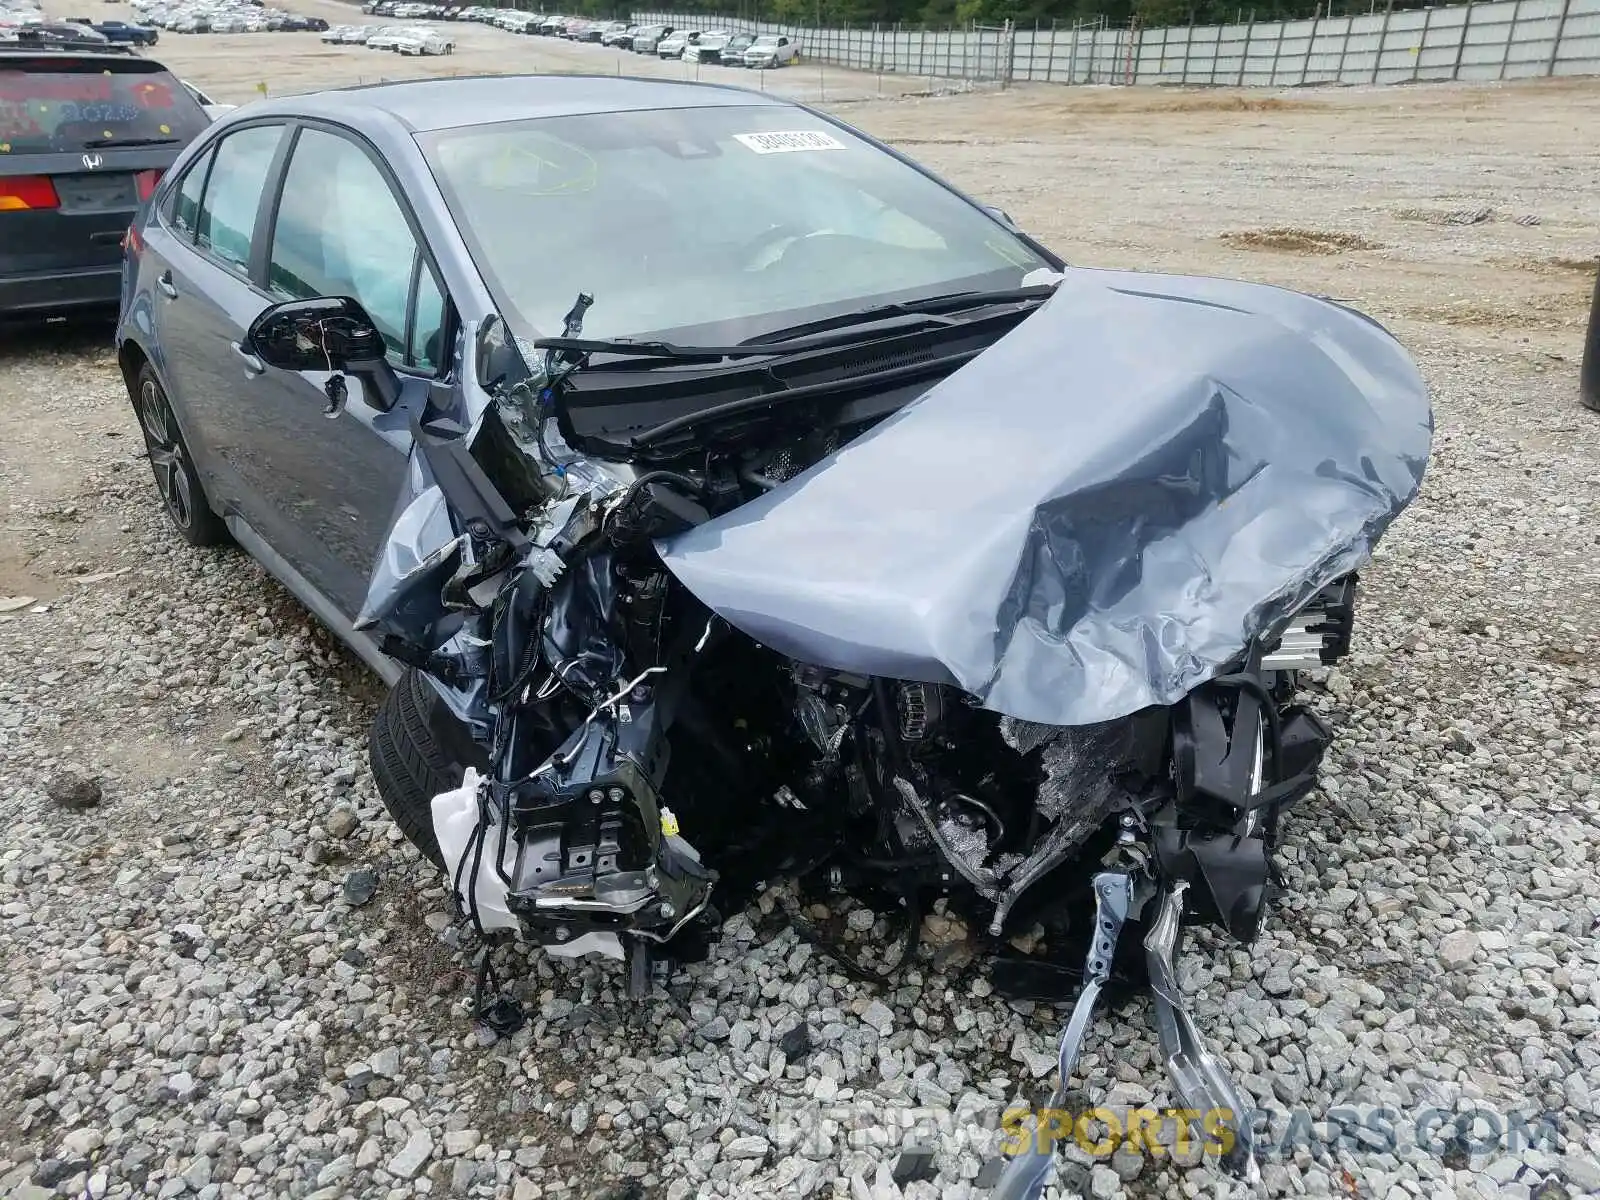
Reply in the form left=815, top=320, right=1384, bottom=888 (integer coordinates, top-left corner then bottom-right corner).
left=3, top=35, right=1600, bottom=1200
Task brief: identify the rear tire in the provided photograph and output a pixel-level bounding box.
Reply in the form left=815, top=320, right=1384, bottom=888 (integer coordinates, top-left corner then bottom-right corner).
left=368, top=669, right=489, bottom=870
left=132, top=363, right=227, bottom=547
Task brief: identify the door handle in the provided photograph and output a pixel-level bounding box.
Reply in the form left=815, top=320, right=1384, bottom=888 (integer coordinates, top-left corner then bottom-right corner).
left=156, top=270, right=178, bottom=299
left=231, top=342, right=264, bottom=375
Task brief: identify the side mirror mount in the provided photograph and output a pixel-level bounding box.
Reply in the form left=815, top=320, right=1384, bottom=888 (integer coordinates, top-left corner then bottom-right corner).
left=245, top=295, right=401, bottom=412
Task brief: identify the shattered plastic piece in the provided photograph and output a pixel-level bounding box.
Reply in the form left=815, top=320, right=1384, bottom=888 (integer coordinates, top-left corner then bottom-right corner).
left=778, top=1023, right=812, bottom=1058
left=660, top=268, right=1431, bottom=726
left=431, top=767, right=520, bottom=934
left=544, top=932, right=624, bottom=959
left=342, top=868, right=379, bottom=906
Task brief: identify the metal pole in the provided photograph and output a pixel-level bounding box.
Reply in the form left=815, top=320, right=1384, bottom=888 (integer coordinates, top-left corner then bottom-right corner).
left=1370, top=3, right=1391, bottom=82
left=1546, top=0, right=1573, bottom=74
left=1411, top=4, right=1433, bottom=80
left=1238, top=16, right=1253, bottom=84
left=1498, top=0, right=1522, bottom=78
left=1267, top=14, right=1284, bottom=83
left=1451, top=1, right=1473, bottom=78
left=1335, top=14, right=1353, bottom=81
left=1181, top=14, right=1193, bottom=83
left=1045, top=18, right=1056, bottom=82
left=1301, top=9, right=1319, bottom=84
left=1159, top=22, right=1170, bottom=81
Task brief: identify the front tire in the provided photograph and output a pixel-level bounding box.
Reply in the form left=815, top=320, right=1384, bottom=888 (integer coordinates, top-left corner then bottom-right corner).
left=369, top=669, right=489, bottom=870
left=132, top=364, right=227, bottom=546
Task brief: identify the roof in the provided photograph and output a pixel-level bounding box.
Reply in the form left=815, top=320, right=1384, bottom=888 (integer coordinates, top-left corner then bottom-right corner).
left=282, top=73, right=786, bottom=133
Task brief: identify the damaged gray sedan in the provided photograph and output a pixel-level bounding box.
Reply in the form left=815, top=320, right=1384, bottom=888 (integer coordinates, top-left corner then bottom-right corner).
left=115, top=75, right=1432, bottom=1195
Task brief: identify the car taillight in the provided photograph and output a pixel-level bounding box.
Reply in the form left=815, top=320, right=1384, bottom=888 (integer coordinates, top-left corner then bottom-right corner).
left=134, top=169, right=165, bottom=202
left=0, top=175, right=60, bottom=211
left=122, top=224, right=145, bottom=254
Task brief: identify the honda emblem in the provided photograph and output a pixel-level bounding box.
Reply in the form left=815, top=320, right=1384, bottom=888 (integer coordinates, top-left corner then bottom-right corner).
left=81, top=153, right=103, bottom=170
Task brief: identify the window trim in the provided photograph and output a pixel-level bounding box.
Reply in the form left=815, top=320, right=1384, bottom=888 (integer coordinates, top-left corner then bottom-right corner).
left=161, top=142, right=215, bottom=243
left=260, top=118, right=455, bottom=382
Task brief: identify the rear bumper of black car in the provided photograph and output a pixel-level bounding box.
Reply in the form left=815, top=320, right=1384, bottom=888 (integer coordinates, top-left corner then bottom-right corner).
left=0, top=264, right=123, bottom=318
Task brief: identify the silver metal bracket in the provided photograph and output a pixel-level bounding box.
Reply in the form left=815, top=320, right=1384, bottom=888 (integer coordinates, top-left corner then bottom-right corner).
left=1144, top=880, right=1261, bottom=1181
left=990, top=870, right=1260, bottom=1199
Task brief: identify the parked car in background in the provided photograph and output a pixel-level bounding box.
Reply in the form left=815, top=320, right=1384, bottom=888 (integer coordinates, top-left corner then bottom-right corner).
left=601, top=21, right=635, bottom=46
left=392, top=27, right=451, bottom=53
left=181, top=77, right=234, bottom=119
left=365, top=24, right=413, bottom=49
left=744, top=32, right=798, bottom=67
left=655, top=27, right=690, bottom=57
left=719, top=32, right=753, bottom=64
left=339, top=23, right=374, bottom=41
left=89, top=18, right=158, bottom=42
left=682, top=29, right=729, bottom=63
left=538, top=15, right=567, bottom=34
left=630, top=22, right=670, bottom=52
left=321, top=22, right=354, bottom=41
left=0, top=43, right=211, bottom=321
left=12, top=20, right=112, bottom=44
left=590, top=19, right=627, bottom=43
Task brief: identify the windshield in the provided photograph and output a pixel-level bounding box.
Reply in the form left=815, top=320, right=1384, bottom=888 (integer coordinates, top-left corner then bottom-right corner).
left=0, top=57, right=211, bottom=153
left=752, top=36, right=779, bottom=46
left=420, top=105, right=1049, bottom=344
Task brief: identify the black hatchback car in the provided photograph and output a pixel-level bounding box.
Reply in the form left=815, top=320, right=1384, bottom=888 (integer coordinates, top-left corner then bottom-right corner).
left=0, top=43, right=211, bottom=320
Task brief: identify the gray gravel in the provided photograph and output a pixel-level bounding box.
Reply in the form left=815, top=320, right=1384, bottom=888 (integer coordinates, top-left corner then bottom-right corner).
left=3, top=189, right=1600, bottom=1200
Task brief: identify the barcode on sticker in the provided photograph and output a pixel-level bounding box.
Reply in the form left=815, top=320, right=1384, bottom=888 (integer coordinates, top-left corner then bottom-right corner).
left=733, top=130, right=847, bottom=154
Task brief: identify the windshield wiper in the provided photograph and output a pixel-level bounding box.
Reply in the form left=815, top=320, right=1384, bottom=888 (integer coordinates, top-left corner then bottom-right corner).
left=79, top=135, right=179, bottom=148
left=739, top=285, right=1056, bottom=347
left=531, top=335, right=773, bottom=363
left=534, top=284, right=1053, bottom=371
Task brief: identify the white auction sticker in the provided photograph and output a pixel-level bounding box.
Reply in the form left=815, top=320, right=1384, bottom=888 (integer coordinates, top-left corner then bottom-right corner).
left=733, top=130, right=847, bottom=155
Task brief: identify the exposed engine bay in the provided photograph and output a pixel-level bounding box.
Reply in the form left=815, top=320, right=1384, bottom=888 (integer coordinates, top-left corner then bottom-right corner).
left=356, top=270, right=1432, bottom=1196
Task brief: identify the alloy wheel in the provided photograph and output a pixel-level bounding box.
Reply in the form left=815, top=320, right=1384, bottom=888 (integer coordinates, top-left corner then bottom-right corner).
left=136, top=377, right=194, bottom=530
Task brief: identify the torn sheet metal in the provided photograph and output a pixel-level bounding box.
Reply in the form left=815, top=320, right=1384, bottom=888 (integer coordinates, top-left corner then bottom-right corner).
left=658, top=267, right=1432, bottom=726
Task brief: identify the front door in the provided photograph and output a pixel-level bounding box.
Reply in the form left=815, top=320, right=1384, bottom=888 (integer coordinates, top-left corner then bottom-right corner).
left=246, top=123, right=453, bottom=620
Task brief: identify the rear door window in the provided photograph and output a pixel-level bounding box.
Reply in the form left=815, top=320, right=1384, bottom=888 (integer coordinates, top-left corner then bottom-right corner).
left=0, top=56, right=211, bottom=154
left=194, top=124, right=284, bottom=272
left=169, top=145, right=213, bottom=239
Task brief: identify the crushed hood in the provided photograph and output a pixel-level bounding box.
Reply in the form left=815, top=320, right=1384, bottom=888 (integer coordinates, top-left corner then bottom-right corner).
left=657, top=267, right=1432, bottom=726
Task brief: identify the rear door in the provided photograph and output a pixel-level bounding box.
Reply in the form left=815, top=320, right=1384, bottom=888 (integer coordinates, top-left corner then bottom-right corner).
left=0, top=54, right=211, bottom=286
left=138, top=121, right=291, bottom=540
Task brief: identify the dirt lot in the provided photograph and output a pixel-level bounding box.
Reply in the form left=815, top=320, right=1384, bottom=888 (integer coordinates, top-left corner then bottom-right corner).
left=2, top=10, right=1600, bottom=1200
left=4, top=3, right=1596, bottom=611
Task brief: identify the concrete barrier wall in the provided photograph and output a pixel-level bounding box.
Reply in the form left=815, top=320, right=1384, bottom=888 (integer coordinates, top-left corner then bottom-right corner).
left=631, top=0, right=1600, bottom=86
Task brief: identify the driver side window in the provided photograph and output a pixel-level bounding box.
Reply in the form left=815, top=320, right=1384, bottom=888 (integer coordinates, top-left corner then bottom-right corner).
left=266, top=127, right=450, bottom=374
